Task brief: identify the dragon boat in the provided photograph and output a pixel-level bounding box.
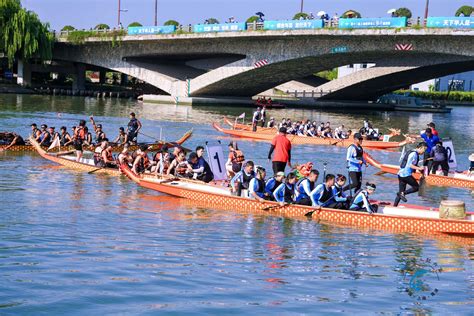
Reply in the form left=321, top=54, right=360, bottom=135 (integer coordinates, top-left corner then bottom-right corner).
left=213, top=121, right=410, bottom=150
left=120, top=164, right=474, bottom=236
left=364, top=152, right=474, bottom=189
left=1, top=129, right=192, bottom=153
left=29, top=129, right=193, bottom=176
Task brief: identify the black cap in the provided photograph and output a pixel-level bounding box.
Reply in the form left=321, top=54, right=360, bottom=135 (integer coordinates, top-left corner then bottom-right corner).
left=354, top=133, right=363, bottom=140
left=41, top=124, right=47, bottom=128
left=130, top=112, right=136, bottom=117
left=61, top=126, right=67, bottom=130
left=31, top=123, right=37, bottom=127
left=119, top=127, right=124, bottom=131
left=427, top=122, right=435, bottom=128
left=97, top=124, right=102, bottom=128
left=279, top=127, right=287, bottom=134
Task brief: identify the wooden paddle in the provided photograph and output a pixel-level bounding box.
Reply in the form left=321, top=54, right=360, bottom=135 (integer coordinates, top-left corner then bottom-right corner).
left=262, top=203, right=288, bottom=211
left=304, top=206, right=322, bottom=217
left=48, top=150, right=75, bottom=157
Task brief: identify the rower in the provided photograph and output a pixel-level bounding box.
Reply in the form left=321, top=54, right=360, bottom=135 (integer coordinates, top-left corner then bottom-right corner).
left=470, top=154, right=474, bottom=174
left=230, top=160, right=256, bottom=197
left=252, top=107, right=262, bottom=132
left=167, top=150, right=190, bottom=177
left=295, top=169, right=320, bottom=206
left=154, top=145, right=171, bottom=174
left=343, top=133, right=367, bottom=193
left=267, top=117, right=275, bottom=128
left=90, top=116, right=107, bottom=144
left=309, top=174, right=336, bottom=207
left=127, top=112, right=142, bottom=144
left=38, top=124, right=51, bottom=146
left=349, top=182, right=378, bottom=213
left=264, top=171, right=285, bottom=200
left=328, top=174, right=350, bottom=209
left=113, top=127, right=128, bottom=145
left=73, top=120, right=86, bottom=162
left=49, top=127, right=59, bottom=145
left=101, top=142, right=116, bottom=168
left=93, top=140, right=109, bottom=167
left=226, top=142, right=245, bottom=177
left=0, top=132, right=25, bottom=151
left=192, top=146, right=214, bottom=183
left=118, top=143, right=132, bottom=165
left=132, top=145, right=153, bottom=174
left=30, top=123, right=41, bottom=139
left=59, top=126, right=73, bottom=147
left=393, top=142, right=428, bottom=207
left=248, top=166, right=267, bottom=202
left=430, top=141, right=449, bottom=176
left=273, top=173, right=297, bottom=206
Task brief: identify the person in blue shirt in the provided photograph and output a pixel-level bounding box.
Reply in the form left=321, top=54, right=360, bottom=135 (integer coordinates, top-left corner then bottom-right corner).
left=327, top=174, right=350, bottom=209
left=265, top=171, right=285, bottom=200
left=248, top=166, right=267, bottom=202
left=231, top=161, right=255, bottom=197
left=310, top=174, right=336, bottom=207
left=420, top=128, right=439, bottom=167
left=343, top=133, right=367, bottom=193
left=273, top=173, right=297, bottom=205
left=295, top=169, right=320, bottom=205
left=193, top=146, right=214, bottom=183
left=394, top=142, right=427, bottom=207
left=349, top=182, right=378, bottom=213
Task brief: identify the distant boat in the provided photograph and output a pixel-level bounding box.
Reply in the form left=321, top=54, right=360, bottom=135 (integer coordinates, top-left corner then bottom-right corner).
left=376, top=94, right=452, bottom=113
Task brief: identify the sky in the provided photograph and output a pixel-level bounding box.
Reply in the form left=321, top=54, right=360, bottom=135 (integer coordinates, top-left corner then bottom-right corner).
left=22, top=0, right=470, bottom=31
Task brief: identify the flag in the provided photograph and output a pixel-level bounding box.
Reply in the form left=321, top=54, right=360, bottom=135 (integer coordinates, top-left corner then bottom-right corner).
left=237, top=112, right=245, bottom=119
left=48, top=136, right=61, bottom=151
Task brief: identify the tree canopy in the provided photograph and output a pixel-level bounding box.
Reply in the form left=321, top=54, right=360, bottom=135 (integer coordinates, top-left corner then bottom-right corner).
left=61, top=25, right=75, bottom=31
left=128, top=22, right=142, bottom=27
left=164, top=20, right=179, bottom=27
left=205, top=18, right=219, bottom=24
left=341, top=10, right=361, bottom=18
left=395, top=7, right=412, bottom=18
left=455, top=5, right=473, bottom=16
left=293, top=12, right=309, bottom=20
left=94, top=23, right=110, bottom=30
left=246, top=16, right=259, bottom=23
left=0, top=0, right=54, bottom=66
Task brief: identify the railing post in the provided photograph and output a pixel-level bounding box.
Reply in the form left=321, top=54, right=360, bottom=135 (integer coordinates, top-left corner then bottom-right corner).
left=252, top=21, right=256, bottom=30
left=311, top=90, right=314, bottom=98
left=294, top=90, right=297, bottom=98
left=320, top=89, right=323, bottom=97
left=302, top=90, right=306, bottom=98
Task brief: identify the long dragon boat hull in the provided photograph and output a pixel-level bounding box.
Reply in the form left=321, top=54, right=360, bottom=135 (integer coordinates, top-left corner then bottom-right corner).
left=214, top=122, right=408, bottom=150
left=120, top=164, right=474, bottom=236
left=364, top=152, right=474, bottom=189
left=1, top=129, right=193, bottom=153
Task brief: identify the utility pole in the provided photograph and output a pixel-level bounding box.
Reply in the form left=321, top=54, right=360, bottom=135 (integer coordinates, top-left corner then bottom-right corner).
left=154, top=0, right=158, bottom=26
left=300, top=0, right=304, bottom=13
left=118, top=0, right=121, bottom=26
left=424, top=0, right=430, bottom=25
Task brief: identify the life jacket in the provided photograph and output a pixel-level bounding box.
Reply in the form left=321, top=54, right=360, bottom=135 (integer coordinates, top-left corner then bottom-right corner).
left=255, top=178, right=265, bottom=194
left=95, top=131, right=105, bottom=143
left=350, top=189, right=366, bottom=209
left=267, top=178, right=281, bottom=194
left=93, top=147, right=104, bottom=166
left=232, top=150, right=245, bottom=164
left=350, top=144, right=364, bottom=160
left=400, top=150, right=419, bottom=168
left=175, top=161, right=188, bottom=175
left=128, top=118, right=139, bottom=133
left=319, top=185, right=333, bottom=204
left=241, top=171, right=254, bottom=189
left=39, top=131, right=50, bottom=142
left=137, top=154, right=151, bottom=173
left=283, top=183, right=295, bottom=202
left=333, top=184, right=344, bottom=198
left=74, top=127, right=85, bottom=144
left=31, top=128, right=40, bottom=138
left=253, top=111, right=261, bottom=122
left=59, top=132, right=70, bottom=146
left=296, top=178, right=315, bottom=196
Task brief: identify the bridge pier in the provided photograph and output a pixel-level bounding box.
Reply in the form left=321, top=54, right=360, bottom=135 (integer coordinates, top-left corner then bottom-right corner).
left=99, top=71, right=107, bottom=84
left=72, top=64, right=86, bottom=91
left=16, top=59, right=32, bottom=87
left=120, top=73, right=128, bottom=86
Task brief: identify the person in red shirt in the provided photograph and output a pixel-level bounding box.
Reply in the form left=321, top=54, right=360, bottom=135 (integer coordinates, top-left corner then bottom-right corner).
left=427, top=122, right=439, bottom=137
left=268, top=127, right=292, bottom=174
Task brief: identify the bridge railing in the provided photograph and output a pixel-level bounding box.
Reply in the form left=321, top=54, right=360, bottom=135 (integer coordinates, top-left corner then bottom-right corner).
left=54, top=16, right=473, bottom=39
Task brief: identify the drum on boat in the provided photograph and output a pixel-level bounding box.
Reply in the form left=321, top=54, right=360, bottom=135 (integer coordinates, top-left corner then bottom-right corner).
left=439, top=200, right=466, bottom=220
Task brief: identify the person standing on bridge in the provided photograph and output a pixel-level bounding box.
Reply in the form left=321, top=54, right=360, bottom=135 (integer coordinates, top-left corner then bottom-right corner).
left=268, top=127, right=292, bottom=174
left=343, top=133, right=367, bottom=194
left=127, top=112, right=142, bottom=144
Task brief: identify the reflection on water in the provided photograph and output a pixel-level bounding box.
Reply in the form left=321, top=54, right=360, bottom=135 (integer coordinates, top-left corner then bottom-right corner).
left=0, top=94, right=473, bottom=314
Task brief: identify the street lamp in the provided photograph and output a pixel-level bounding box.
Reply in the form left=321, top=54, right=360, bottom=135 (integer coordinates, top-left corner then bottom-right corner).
left=154, top=0, right=158, bottom=26
left=118, top=0, right=128, bottom=28
left=424, top=0, right=430, bottom=25
left=300, top=0, right=304, bottom=13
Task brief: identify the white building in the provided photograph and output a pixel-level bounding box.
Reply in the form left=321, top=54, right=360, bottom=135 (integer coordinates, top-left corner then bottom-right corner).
left=337, top=63, right=376, bottom=78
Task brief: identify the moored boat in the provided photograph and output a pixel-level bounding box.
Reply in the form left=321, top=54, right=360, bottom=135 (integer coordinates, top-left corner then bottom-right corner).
left=0, top=129, right=193, bottom=153
left=213, top=122, right=410, bottom=150
left=120, top=164, right=474, bottom=236
left=364, top=152, right=474, bottom=189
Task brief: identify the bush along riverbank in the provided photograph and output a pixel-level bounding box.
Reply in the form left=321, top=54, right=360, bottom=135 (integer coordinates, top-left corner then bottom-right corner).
left=394, top=90, right=474, bottom=103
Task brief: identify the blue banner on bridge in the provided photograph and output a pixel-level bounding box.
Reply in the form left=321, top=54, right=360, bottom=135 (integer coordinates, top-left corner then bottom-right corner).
left=338, top=17, right=407, bottom=29
left=263, top=19, right=324, bottom=30
left=128, top=25, right=176, bottom=35
left=426, top=17, right=473, bottom=28
left=193, top=23, right=246, bottom=33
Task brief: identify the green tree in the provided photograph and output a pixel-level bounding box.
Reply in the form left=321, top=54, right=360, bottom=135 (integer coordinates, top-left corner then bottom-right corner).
left=455, top=5, right=473, bottom=16
left=61, top=25, right=75, bottom=31
left=0, top=0, right=54, bottom=66
left=164, top=20, right=179, bottom=27
left=205, top=18, right=219, bottom=24
left=293, top=12, right=309, bottom=20
left=94, top=23, right=110, bottom=30
left=246, top=16, right=259, bottom=23
left=341, top=10, right=361, bottom=18
left=395, top=7, right=412, bottom=18
left=128, top=22, right=142, bottom=27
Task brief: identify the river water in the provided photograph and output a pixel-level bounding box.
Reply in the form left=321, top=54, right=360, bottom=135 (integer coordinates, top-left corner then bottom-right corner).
left=0, top=94, right=473, bottom=314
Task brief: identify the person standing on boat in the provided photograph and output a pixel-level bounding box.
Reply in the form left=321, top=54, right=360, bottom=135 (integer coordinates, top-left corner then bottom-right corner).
left=309, top=174, right=336, bottom=207
left=252, top=107, right=262, bottom=132
left=343, top=133, right=367, bottom=193
left=420, top=128, right=439, bottom=167
left=260, top=106, right=267, bottom=128
left=264, top=171, right=285, bottom=200
left=268, top=127, right=292, bottom=174
left=273, top=173, right=297, bottom=205
left=393, top=142, right=428, bottom=207
left=349, top=183, right=378, bottom=213
left=248, top=166, right=268, bottom=202
left=295, top=169, right=320, bottom=206
left=230, top=161, right=256, bottom=197
left=127, top=112, right=142, bottom=144
left=430, top=141, right=449, bottom=176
